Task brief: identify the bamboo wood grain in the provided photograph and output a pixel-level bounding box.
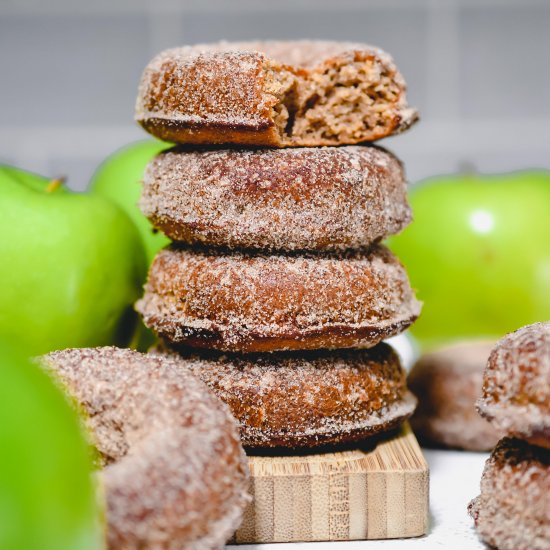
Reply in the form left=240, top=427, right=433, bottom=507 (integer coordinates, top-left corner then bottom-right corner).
left=232, top=423, right=429, bottom=544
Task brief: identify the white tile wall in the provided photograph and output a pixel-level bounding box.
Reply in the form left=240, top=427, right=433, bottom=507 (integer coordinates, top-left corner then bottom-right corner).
left=0, top=15, right=149, bottom=126
left=0, top=0, right=549, bottom=190
left=459, top=5, right=550, bottom=118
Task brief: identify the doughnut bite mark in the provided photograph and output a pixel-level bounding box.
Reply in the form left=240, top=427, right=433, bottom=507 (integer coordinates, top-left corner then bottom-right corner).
left=409, top=341, right=501, bottom=451
left=477, top=321, right=550, bottom=448
left=469, top=438, right=550, bottom=550
left=136, top=244, right=421, bottom=353
left=135, top=40, right=418, bottom=147
left=157, top=344, right=417, bottom=449
left=141, top=145, right=411, bottom=252
left=40, top=347, right=250, bottom=550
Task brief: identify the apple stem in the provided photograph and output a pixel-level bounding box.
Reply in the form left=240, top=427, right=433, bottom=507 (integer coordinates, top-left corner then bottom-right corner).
left=46, top=177, right=66, bottom=193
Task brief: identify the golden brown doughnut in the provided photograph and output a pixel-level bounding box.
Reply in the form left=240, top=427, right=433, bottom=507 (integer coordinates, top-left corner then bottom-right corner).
left=408, top=341, right=502, bottom=451
left=141, top=145, right=411, bottom=252
left=477, top=321, right=550, bottom=449
left=468, top=438, right=550, bottom=550
left=136, top=244, right=421, bottom=353
left=135, top=40, right=418, bottom=147
left=40, top=347, right=250, bottom=550
left=157, top=343, right=416, bottom=449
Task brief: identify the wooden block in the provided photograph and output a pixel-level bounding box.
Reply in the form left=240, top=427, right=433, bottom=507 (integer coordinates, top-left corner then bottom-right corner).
left=232, top=423, right=429, bottom=544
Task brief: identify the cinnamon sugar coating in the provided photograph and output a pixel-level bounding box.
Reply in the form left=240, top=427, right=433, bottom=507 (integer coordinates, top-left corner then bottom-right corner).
left=477, top=321, right=550, bottom=448
left=135, top=40, right=418, bottom=147
left=136, top=244, right=421, bottom=353
left=141, top=145, right=411, bottom=252
left=409, top=341, right=502, bottom=451
left=469, top=438, right=550, bottom=550
left=40, top=347, right=250, bottom=550
left=156, top=344, right=416, bottom=449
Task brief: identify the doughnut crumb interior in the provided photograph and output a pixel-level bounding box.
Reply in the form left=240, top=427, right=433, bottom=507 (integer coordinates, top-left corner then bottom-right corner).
left=264, top=52, right=410, bottom=144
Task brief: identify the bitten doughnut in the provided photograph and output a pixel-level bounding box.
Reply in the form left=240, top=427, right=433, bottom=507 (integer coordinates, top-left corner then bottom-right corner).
left=408, top=341, right=501, bottom=451
left=477, top=321, right=550, bottom=449
left=468, top=438, right=550, bottom=550
left=135, top=40, right=418, bottom=147
left=158, top=344, right=417, bottom=449
left=40, top=347, right=250, bottom=550
left=137, top=244, right=421, bottom=353
left=141, top=145, right=411, bottom=252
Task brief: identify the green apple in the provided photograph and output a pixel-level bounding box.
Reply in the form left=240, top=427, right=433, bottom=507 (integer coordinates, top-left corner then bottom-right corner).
left=0, top=164, right=146, bottom=355
left=0, top=339, right=101, bottom=550
left=390, top=170, right=550, bottom=349
left=89, top=140, right=170, bottom=263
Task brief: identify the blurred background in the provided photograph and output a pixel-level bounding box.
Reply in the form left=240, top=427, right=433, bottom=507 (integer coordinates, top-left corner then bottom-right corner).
left=1, top=0, right=549, bottom=190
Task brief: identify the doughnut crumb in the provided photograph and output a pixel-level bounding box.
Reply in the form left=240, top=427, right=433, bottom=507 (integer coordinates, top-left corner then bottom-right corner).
left=265, top=53, right=407, bottom=144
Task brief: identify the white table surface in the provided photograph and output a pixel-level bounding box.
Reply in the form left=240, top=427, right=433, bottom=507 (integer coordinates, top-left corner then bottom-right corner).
left=228, top=448, right=488, bottom=549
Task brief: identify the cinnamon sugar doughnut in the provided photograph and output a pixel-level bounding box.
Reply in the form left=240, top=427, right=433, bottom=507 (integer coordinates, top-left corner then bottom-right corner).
left=477, top=322, right=550, bottom=449
left=157, top=344, right=416, bottom=449
left=141, top=145, right=411, bottom=252
left=468, top=438, right=550, bottom=550
left=409, top=341, right=501, bottom=451
left=40, top=347, right=250, bottom=550
left=136, top=244, right=421, bottom=353
left=135, top=40, right=418, bottom=147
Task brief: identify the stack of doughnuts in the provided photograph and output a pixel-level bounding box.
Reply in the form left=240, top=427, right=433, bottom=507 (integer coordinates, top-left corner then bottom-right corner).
left=469, top=322, right=550, bottom=549
left=135, top=40, right=421, bottom=450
